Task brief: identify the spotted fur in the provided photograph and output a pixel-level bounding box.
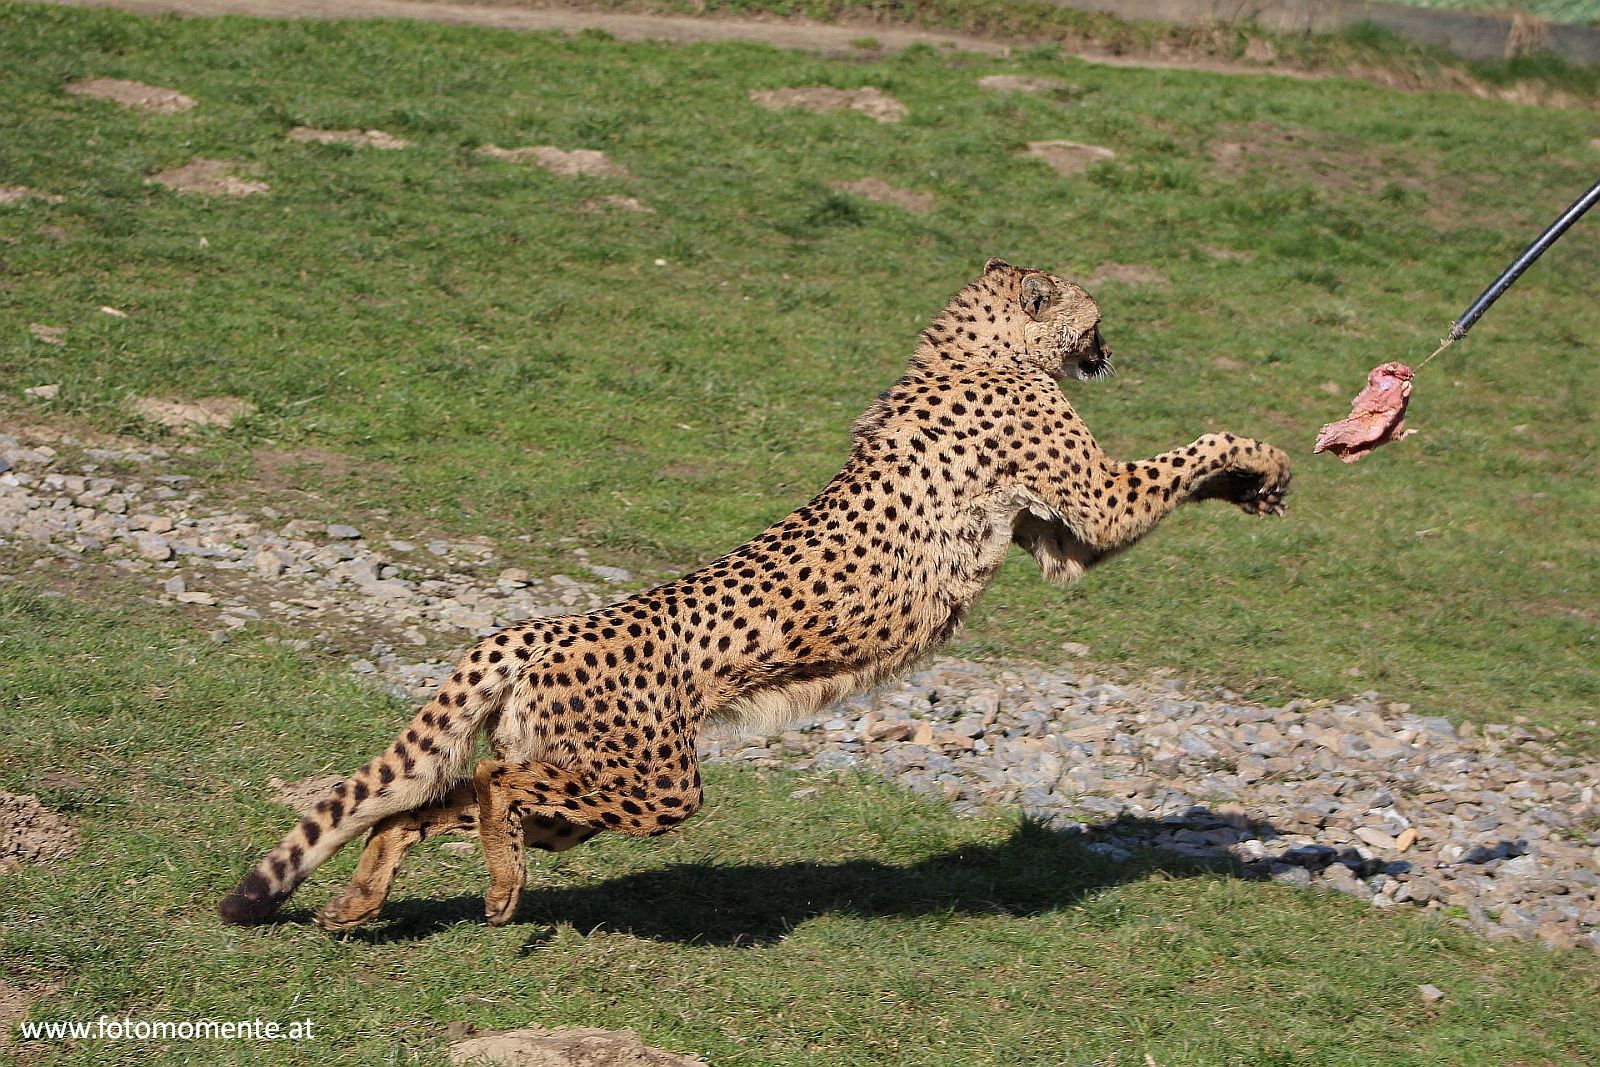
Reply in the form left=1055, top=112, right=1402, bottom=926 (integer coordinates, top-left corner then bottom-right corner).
left=219, top=259, right=1290, bottom=929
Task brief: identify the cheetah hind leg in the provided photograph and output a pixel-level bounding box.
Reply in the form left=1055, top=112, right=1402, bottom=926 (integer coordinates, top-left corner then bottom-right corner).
left=316, top=779, right=605, bottom=931
left=315, top=779, right=479, bottom=931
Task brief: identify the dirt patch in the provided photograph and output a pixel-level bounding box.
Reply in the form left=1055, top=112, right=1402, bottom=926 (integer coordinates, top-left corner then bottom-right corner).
left=1207, top=121, right=1440, bottom=201
left=448, top=1027, right=708, bottom=1067
left=28, top=323, right=66, bottom=346
left=253, top=445, right=359, bottom=494
left=268, top=774, right=345, bottom=815
left=0, top=185, right=65, bottom=205
left=829, top=177, right=933, bottom=213
left=978, top=74, right=1074, bottom=94
left=580, top=195, right=653, bottom=213
left=0, top=792, right=81, bottom=875
left=1087, top=263, right=1167, bottom=288
left=1024, top=140, right=1115, bottom=178
left=750, top=86, right=906, bottom=123
left=147, top=158, right=269, bottom=197
left=288, top=126, right=411, bottom=149
left=129, top=395, right=257, bottom=431
left=0, top=978, right=56, bottom=1050
left=66, top=77, right=196, bottom=113
left=1201, top=245, right=1254, bottom=262
left=478, top=145, right=630, bottom=178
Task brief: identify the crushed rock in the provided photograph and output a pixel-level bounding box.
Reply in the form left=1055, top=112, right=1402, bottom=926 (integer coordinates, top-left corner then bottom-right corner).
left=1086, top=263, right=1168, bottom=289
left=0, top=185, right=65, bottom=206
left=268, top=774, right=346, bottom=815
left=978, top=74, right=1075, bottom=94
left=448, top=1027, right=707, bottom=1067
left=148, top=158, right=268, bottom=197
left=66, top=78, right=196, bottom=113
left=288, top=126, right=411, bottom=149
left=129, top=396, right=256, bottom=431
left=0, top=792, right=81, bottom=874
left=1024, top=140, right=1116, bottom=178
left=478, top=145, right=629, bottom=179
left=829, top=178, right=933, bottom=214
left=750, top=86, right=906, bottom=123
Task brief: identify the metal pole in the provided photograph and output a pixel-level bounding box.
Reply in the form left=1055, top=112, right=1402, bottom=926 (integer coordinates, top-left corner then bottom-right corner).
left=1448, top=176, right=1600, bottom=341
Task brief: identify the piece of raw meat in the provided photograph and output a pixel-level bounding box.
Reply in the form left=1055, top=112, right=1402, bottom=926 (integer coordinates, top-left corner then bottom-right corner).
left=1314, top=361, right=1416, bottom=463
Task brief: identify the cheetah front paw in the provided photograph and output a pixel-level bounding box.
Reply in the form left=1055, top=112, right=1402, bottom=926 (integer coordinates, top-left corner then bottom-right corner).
left=1237, top=444, right=1291, bottom=516
left=1198, top=443, right=1291, bottom=516
left=484, top=883, right=522, bottom=926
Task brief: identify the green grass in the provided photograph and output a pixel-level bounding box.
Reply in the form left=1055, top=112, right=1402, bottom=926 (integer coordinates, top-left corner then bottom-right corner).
left=1378, top=0, right=1600, bottom=27
left=4, top=588, right=1599, bottom=1065
left=2, top=1, right=1597, bottom=744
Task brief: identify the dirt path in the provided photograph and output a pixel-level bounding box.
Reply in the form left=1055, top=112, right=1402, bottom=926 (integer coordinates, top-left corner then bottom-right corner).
left=47, top=0, right=1335, bottom=81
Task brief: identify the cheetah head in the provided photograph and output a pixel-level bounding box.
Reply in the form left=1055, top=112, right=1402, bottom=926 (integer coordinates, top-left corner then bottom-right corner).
left=986, top=258, right=1111, bottom=382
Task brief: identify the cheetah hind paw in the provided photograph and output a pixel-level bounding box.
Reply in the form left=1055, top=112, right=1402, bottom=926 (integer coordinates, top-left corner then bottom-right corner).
left=314, top=885, right=386, bottom=932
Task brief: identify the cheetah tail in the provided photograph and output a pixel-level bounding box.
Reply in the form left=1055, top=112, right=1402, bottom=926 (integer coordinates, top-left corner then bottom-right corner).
left=217, top=662, right=517, bottom=925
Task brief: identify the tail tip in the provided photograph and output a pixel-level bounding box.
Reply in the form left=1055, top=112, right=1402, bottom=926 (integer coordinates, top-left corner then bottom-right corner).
left=218, top=871, right=285, bottom=925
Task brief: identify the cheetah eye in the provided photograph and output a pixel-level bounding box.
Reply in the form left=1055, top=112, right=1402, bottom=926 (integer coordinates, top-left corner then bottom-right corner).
left=1020, top=275, right=1058, bottom=321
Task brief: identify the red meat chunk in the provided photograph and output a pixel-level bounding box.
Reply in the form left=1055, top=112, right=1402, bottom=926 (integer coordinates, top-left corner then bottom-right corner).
left=1314, top=362, right=1415, bottom=464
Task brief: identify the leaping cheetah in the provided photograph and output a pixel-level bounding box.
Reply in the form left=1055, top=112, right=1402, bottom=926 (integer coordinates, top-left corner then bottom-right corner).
left=220, top=259, right=1291, bottom=930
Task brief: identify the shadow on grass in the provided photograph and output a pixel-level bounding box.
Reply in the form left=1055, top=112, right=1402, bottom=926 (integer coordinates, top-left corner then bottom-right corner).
left=317, top=809, right=1318, bottom=948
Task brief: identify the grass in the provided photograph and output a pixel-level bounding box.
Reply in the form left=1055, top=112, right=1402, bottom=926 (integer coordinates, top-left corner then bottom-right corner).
left=3, top=588, right=1600, bottom=1065
left=2, top=7, right=1599, bottom=1062
left=4, top=1, right=1597, bottom=742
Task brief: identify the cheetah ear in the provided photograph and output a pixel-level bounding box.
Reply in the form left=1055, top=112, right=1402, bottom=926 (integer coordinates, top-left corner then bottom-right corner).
left=1020, top=273, right=1058, bottom=321
left=984, top=257, right=1012, bottom=274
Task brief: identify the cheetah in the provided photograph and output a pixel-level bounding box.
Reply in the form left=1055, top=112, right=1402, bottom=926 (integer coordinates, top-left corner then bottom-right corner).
left=219, top=259, right=1291, bottom=929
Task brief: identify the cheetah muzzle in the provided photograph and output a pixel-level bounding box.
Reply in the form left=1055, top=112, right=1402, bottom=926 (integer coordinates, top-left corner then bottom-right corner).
left=219, top=257, right=1291, bottom=930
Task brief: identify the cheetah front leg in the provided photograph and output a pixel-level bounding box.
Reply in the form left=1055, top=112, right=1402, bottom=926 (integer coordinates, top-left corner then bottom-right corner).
left=1042, top=432, right=1291, bottom=559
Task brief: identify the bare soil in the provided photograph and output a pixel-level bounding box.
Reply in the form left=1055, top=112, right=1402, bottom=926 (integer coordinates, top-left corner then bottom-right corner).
left=1207, top=121, right=1443, bottom=205
left=28, top=323, right=66, bottom=345
left=147, top=158, right=270, bottom=197
left=288, top=126, right=412, bottom=149
left=66, top=77, right=196, bottom=112
left=581, top=195, right=652, bottom=213
left=0, top=978, right=54, bottom=1049
left=1087, top=263, right=1168, bottom=288
left=1024, top=140, right=1116, bottom=178
left=829, top=177, right=934, bottom=214
left=0, top=792, right=81, bottom=875
left=750, top=86, right=906, bottom=123
left=977, top=74, right=1073, bottom=94
left=129, top=395, right=257, bottom=430
left=478, top=145, right=630, bottom=178
left=448, top=1027, right=708, bottom=1067
left=0, top=185, right=65, bottom=205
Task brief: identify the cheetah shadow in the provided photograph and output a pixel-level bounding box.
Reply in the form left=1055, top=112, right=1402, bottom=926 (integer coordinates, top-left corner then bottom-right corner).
left=346, top=808, right=1350, bottom=948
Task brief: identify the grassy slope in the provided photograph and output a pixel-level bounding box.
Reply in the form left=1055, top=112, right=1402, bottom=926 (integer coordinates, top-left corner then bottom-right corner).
left=5, top=2, right=1597, bottom=739
left=3, top=588, right=1599, bottom=1066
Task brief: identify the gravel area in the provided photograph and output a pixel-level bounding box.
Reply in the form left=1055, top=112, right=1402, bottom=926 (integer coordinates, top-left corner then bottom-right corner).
left=2, top=426, right=1597, bottom=953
